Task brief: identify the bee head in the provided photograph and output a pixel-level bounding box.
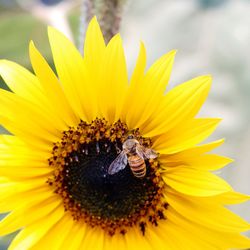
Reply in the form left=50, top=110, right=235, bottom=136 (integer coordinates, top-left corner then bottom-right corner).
left=127, top=134, right=134, bottom=140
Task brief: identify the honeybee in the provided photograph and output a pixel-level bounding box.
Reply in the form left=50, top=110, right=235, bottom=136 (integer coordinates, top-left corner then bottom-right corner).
left=108, top=135, right=158, bottom=178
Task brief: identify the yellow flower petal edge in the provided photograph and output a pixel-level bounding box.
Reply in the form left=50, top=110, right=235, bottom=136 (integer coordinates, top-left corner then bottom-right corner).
left=0, top=17, right=249, bottom=250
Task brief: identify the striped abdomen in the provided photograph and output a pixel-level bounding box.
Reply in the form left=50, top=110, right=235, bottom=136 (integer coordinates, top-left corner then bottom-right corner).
left=128, top=155, right=146, bottom=178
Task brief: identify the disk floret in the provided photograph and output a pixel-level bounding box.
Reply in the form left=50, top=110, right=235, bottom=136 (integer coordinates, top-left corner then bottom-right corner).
left=48, top=118, right=167, bottom=236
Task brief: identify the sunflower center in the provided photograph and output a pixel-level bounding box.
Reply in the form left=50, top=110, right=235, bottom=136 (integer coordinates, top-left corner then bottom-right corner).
left=65, top=139, right=157, bottom=219
left=48, top=119, right=167, bottom=236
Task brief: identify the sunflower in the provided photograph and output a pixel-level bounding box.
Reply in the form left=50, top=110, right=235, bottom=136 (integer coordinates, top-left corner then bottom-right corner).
left=0, top=16, right=249, bottom=250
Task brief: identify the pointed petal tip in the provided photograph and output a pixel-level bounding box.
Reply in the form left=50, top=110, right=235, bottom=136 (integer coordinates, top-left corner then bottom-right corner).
left=139, top=40, right=146, bottom=49
left=218, top=138, right=225, bottom=143
left=47, top=25, right=54, bottom=34
left=169, top=49, right=178, bottom=55
left=29, top=40, right=35, bottom=47
left=211, top=118, right=222, bottom=125
left=168, top=50, right=177, bottom=63
left=29, top=40, right=43, bottom=64
left=114, top=33, right=122, bottom=40
left=0, top=59, right=7, bottom=66
left=89, top=15, right=98, bottom=24
left=0, top=59, right=13, bottom=71
left=193, top=74, right=212, bottom=82
left=202, top=74, right=213, bottom=82
left=47, top=26, right=57, bottom=41
left=191, top=75, right=213, bottom=91
left=47, top=26, right=61, bottom=39
left=28, top=40, right=36, bottom=54
left=107, top=33, right=123, bottom=46
left=138, top=41, right=147, bottom=58
left=211, top=138, right=225, bottom=146
left=138, top=40, right=146, bottom=53
left=160, top=49, right=177, bottom=61
left=222, top=156, right=234, bottom=165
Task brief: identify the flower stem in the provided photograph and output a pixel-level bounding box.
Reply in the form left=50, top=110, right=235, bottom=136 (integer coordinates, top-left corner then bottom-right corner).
left=84, top=0, right=95, bottom=24
left=95, top=0, right=126, bottom=43
left=79, top=0, right=126, bottom=50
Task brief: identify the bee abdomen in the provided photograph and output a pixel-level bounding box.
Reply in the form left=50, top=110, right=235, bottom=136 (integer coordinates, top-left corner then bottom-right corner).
left=128, top=156, right=146, bottom=178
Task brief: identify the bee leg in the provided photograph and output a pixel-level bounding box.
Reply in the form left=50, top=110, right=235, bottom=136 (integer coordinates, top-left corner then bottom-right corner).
left=115, top=142, right=121, bottom=154
left=96, top=141, right=100, bottom=154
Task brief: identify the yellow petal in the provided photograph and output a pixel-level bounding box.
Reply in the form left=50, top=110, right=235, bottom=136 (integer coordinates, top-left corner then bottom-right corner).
left=145, top=50, right=176, bottom=94
left=103, top=230, right=127, bottom=250
left=166, top=191, right=250, bottom=233
left=0, top=178, right=47, bottom=198
left=168, top=206, right=250, bottom=249
left=122, top=42, right=147, bottom=127
left=147, top=219, right=208, bottom=250
left=211, top=191, right=250, bottom=205
left=82, top=227, right=104, bottom=250
left=0, top=166, right=52, bottom=180
left=0, top=88, right=62, bottom=136
left=161, top=154, right=233, bottom=171
left=0, top=90, right=63, bottom=151
left=0, top=60, right=63, bottom=126
left=84, top=16, right=106, bottom=71
left=0, top=194, right=60, bottom=236
left=128, top=42, right=147, bottom=91
left=124, top=50, right=176, bottom=129
left=153, top=118, right=221, bottom=154
left=0, top=137, right=51, bottom=174
left=0, top=149, right=45, bottom=163
left=124, top=227, right=152, bottom=250
left=0, top=60, right=45, bottom=107
left=145, top=224, right=175, bottom=250
left=59, top=221, right=87, bottom=250
left=163, top=166, right=232, bottom=196
left=48, top=27, right=88, bottom=121
left=0, top=179, right=51, bottom=213
left=98, top=34, right=128, bottom=123
left=0, top=116, right=53, bottom=153
left=0, top=134, right=51, bottom=160
left=141, top=75, right=212, bottom=136
left=30, top=213, right=75, bottom=250
left=0, top=156, right=47, bottom=167
left=182, top=154, right=233, bottom=170
left=82, top=17, right=107, bottom=121
left=170, top=190, right=250, bottom=206
left=160, top=139, right=224, bottom=161
left=8, top=204, right=64, bottom=250
left=29, top=41, right=78, bottom=127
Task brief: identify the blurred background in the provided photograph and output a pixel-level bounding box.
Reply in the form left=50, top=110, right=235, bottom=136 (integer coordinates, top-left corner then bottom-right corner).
left=0, top=0, right=250, bottom=248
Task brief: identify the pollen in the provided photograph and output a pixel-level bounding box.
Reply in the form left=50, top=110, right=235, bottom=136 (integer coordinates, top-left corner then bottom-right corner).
left=48, top=118, right=167, bottom=236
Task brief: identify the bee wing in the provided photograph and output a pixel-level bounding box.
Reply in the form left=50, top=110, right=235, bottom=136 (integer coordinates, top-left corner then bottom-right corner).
left=136, top=144, right=158, bottom=160
left=144, top=148, right=158, bottom=159
left=108, top=151, right=128, bottom=175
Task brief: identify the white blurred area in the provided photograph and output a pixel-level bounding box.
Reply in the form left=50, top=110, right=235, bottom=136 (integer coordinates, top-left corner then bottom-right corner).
left=122, top=0, right=250, bottom=222
left=1, top=0, right=250, bottom=227
left=16, top=0, right=78, bottom=41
